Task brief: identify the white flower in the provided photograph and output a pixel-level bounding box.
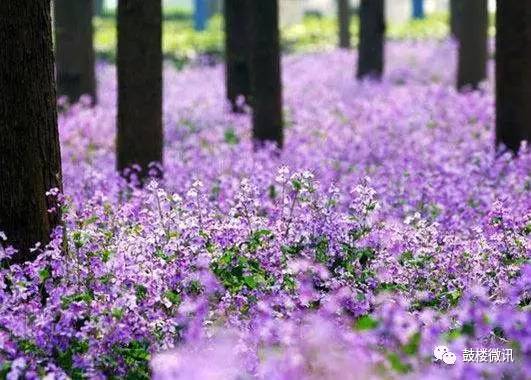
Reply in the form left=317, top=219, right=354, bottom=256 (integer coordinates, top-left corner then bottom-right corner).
left=275, top=165, right=290, bottom=184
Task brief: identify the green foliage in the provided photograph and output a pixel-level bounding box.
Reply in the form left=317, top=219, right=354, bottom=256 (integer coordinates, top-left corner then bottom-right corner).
left=444, top=321, right=476, bottom=342
left=94, top=13, right=458, bottom=67
left=72, top=231, right=90, bottom=249
left=94, top=15, right=223, bottom=67
left=19, top=339, right=46, bottom=356
left=410, top=289, right=461, bottom=311
left=376, top=282, right=408, bottom=293
left=55, top=339, right=89, bottom=379
left=211, top=231, right=274, bottom=294
left=0, top=362, right=11, bottom=379
left=224, top=128, right=240, bottom=145
left=38, top=267, right=51, bottom=282
left=387, top=352, right=412, bottom=374
left=163, top=290, right=182, bottom=306
left=135, top=284, right=148, bottom=301
left=402, top=332, right=421, bottom=356
left=111, top=308, right=125, bottom=320
left=61, top=291, right=94, bottom=309
left=354, top=315, right=379, bottom=331
left=334, top=243, right=376, bottom=283
left=103, top=341, right=151, bottom=380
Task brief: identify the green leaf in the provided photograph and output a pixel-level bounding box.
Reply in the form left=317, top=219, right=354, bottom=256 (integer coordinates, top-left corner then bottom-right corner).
left=101, top=249, right=112, bottom=263
left=39, top=267, right=51, bottom=282
left=315, top=237, right=329, bottom=263
left=224, top=128, right=240, bottom=145
left=61, top=292, right=94, bottom=309
left=387, top=352, right=412, bottom=374
left=268, top=185, right=277, bottom=200
left=243, top=276, right=257, bottom=289
left=443, top=328, right=461, bottom=342
left=0, top=362, right=12, bottom=378
left=403, top=332, right=421, bottom=356
left=447, top=289, right=461, bottom=306
left=354, top=315, right=379, bottom=331
left=19, top=339, right=46, bottom=355
left=291, top=179, right=302, bottom=191
left=111, top=308, right=125, bottom=320
left=164, top=290, right=182, bottom=306
left=135, top=285, right=148, bottom=301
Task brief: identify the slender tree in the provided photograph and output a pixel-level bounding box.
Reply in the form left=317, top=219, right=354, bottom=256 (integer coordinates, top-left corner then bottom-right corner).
left=117, top=0, right=163, bottom=179
left=0, top=0, right=63, bottom=263
left=249, top=0, right=283, bottom=147
left=357, top=0, right=385, bottom=80
left=55, top=0, right=97, bottom=104
left=412, top=0, right=425, bottom=19
left=94, top=0, right=105, bottom=16
left=225, top=0, right=251, bottom=113
left=457, top=0, right=488, bottom=90
left=337, top=0, right=351, bottom=49
left=496, top=1, right=531, bottom=153
left=449, top=0, right=461, bottom=39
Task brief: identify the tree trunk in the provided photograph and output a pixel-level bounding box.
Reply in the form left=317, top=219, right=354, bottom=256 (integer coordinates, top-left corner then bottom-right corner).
left=0, top=0, right=63, bottom=263
left=55, top=0, right=97, bottom=104
left=338, top=0, right=351, bottom=49
left=94, top=0, right=105, bottom=16
left=449, top=0, right=461, bottom=39
left=457, top=0, right=488, bottom=91
left=496, top=1, right=531, bottom=153
left=224, top=0, right=251, bottom=113
left=412, top=0, right=425, bottom=19
left=249, top=0, right=283, bottom=147
left=117, top=0, right=163, bottom=180
left=357, top=0, right=385, bottom=80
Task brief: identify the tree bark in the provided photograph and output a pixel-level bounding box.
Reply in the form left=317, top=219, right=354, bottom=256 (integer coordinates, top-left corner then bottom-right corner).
left=117, top=0, right=163, bottom=179
left=449, top=0, right=461, bottom=39
left=94, top=0, right=105, bottom=16
left=0, top=0, right=63, bottom=263
left=457, top=0, right=488, bottom=91
left=55, top=0, right=97, bottom=104
left=338, top=0, right=351, bottom=49
left=249, top=0, right=283, bottom=148
left=224, top=0, right=251, bottom=113
left=357, top=0, right=385, bottom=80
left=412, top=0, right=425, bottom=19
left=496, top=1, right=531, bottom=153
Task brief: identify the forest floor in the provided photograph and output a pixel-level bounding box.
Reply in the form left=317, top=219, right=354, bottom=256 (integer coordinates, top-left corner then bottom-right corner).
left=1, top=41, right=529, bottom=379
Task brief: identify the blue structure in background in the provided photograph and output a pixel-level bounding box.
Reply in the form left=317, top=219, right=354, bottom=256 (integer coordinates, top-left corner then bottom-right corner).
left=412, top=0, right=425, bottom=19
left=194, top=0, right=208, bottom=31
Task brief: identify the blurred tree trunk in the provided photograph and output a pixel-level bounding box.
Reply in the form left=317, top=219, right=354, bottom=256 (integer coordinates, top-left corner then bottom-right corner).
left=117, top=0, right=163, bottom=180
left=55, top=0, right=97, bottom=104
left=94, top=0, right=104, bottom=15
left=457, top=0, right=488, bottom=90
left=449, top=0, right=461, bottom=38
left=357, top=0, right=385, bottom=80
left=412, top=0, right=424, bottom=19
left=496, top=1, right=531, bottom=153
left=224, top=0, right=251, bottom=113
left=0, top=0, right=63, bottom=263
left=208, top=0, right=222, bottom=15
left=249, top=0, right=283, bottom=147
left=338, top=0, right=351, bottom=49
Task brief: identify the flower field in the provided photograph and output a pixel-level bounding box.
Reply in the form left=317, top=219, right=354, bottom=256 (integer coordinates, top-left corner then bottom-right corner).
left=1, top=41, right=529, bottom=379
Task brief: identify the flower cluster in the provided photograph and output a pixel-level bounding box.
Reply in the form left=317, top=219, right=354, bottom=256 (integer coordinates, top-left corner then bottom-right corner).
left=0, top=41, right=529, bottom=379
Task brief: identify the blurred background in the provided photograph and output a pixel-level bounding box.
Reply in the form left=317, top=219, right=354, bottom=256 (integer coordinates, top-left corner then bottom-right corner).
left=92, top=0, right=496, bottom=68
